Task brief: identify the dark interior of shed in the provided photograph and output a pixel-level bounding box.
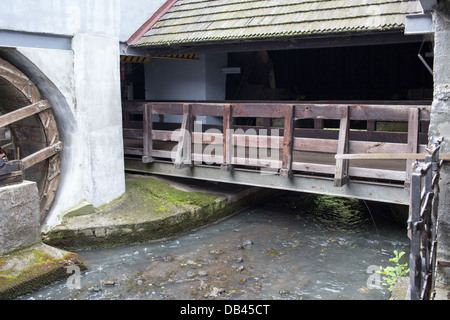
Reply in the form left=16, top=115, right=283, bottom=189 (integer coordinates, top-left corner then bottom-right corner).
left=226, top=42, right=434, bottom=102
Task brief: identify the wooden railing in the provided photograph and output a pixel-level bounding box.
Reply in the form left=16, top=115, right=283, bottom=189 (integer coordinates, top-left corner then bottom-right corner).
left=123, top=101, right=432, bottom=187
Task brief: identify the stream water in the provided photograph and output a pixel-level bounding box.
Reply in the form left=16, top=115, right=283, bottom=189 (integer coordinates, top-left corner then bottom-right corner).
left=18, top=192, right=410, bottom=300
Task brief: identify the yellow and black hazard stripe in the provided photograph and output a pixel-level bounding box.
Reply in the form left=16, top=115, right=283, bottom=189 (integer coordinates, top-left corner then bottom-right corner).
left=154, top=53, right=198, bottom=61
left=120, top=56, right=151, bottom=63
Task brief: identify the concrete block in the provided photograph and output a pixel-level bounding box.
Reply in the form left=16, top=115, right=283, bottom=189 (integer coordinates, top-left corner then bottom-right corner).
left=0, top=181, right=41, bottom=256
left=62, top=200, right=97, bottom=218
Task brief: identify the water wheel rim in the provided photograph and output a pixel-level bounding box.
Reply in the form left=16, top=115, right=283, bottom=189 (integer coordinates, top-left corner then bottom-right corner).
left=0, top=57, right=62, bottom=222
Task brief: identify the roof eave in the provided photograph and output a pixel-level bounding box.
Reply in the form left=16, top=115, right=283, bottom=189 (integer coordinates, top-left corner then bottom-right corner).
left=131, top=29, right=424, bottom=55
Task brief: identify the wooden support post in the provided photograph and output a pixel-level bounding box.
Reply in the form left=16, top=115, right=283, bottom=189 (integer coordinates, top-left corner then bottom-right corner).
left=174, top=103, right=193, bottom=169
left=280, top=104, right=294, bottom=178
left=367, top=120, right=376, bottom=131
left=314, top=119, right=324, bottom=129
left=142, top=103, right=154, bottom=163
left=334, top=106, right=350, bottom=187
left=221, top=104, right=233, bottom=172
left=405, top=108, right=420, bottom=186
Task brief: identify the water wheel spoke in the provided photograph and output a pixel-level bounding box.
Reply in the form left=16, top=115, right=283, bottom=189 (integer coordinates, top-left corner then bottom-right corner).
left=0, top=100, right=51, bottom=128
left=21, top=141, right=63, bottom=169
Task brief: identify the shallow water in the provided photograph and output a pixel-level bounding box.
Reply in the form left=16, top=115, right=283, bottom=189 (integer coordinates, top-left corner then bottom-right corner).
left=19, top=192, right=410, bottom=300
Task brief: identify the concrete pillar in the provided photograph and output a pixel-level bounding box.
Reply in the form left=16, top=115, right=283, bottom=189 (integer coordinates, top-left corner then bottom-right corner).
left=0, top=181, right=40, bottom=255
left=429, top=3, right=450, bottom=289
left=72, top=33, right=125, bottom=208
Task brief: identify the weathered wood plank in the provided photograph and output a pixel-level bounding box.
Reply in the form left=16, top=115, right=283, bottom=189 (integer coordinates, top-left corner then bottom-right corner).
left=295, top=104, right=346, bottom=119
left=142, top=104, right=154, bottom=163
left=334, top=106, right=350, bottom=187
left=0, top=100, right=50, bottom=128
left=405, top=108, right=420, bottom=183
left=174, top=104, right=193, bottom=169
left=191, top=103, right=223, bottom=117
left=232, top=103, right=286, bottom=118
left=335, top=153, right=428, bottom=160
left=151, top=103, right=183, bottom=115
left=281, top=105, right=294, bottom=178
left=22, top=141, right=63, bottom=169
left=221, top=104, right=233, bottom=172
left=294, top=103, right=430, bottom=121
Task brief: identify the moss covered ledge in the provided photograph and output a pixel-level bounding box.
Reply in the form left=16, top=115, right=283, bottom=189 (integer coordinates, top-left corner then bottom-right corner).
left=43, top=174, right=276, bottom=250
left=0, top=243, right=86, bottom=299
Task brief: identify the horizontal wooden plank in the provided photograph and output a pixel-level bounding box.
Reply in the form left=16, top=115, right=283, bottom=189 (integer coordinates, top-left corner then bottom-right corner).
left=123, top=128, right=143, bottom=139
left=335, top=152, right=449, bottom=161
left=232, top=103, right=286, bottom=118
left=294, top=104, right=346, bottom=119
left=294, top=103, right=430, bottom=121
left=348, top=167, right=405, bottom=181
left=0, top=100, right=50, bottom=128
left=124, top=147, right=144, bottom=156
left=151, top=103, right=183, bottom=115
left=191, top=104, right=223, bottom=117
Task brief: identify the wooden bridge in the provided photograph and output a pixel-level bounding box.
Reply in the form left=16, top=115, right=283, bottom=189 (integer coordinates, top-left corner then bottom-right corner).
left=122, top=101, right=438, bottom=205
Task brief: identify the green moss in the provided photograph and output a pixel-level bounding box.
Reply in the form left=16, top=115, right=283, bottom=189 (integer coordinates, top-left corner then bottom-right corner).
left=131, top=177, right=218, bottom=207
left=0, top=246, right=85, bottom=299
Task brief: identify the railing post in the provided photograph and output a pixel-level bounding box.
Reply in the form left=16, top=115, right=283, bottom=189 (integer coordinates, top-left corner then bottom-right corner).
left=334, top=105, right=350, bottom=187
left=174, top=103, right=193, bottom=169
left=408, top=165, right=423, bottom=300
left=142, top=103, right=154, bottom=164
left=405, top=108, right=420, bottom=187
left=221, top=104, right=233, bottom=172
left=280, top=104, right=294, bottom=178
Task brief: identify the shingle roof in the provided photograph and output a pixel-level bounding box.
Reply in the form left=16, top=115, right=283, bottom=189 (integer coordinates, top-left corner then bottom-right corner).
left=132, top=0, right=423, bottom=48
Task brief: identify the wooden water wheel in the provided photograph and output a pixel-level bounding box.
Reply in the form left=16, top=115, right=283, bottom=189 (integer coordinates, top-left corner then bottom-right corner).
left=0, top=57, right=62, bottom=222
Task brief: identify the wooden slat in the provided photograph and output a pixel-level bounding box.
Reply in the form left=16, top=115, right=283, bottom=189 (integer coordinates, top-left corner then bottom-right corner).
left=334, top=106, right=350, bottom=187
left=335, top=153, right=429, bottom=160
left=151, top=103, right=183, bottom=115
left=191, top=103, right=223, bottom=117
left=294, top=103, right=430, bottom=121
left=22, top=141, right=63, bottom=169
left=405, top=108, right=420, bottom=183
left=221, top=104, right=233, bottom=171
left=348, top=167, right=405, bottom=181
left=123, top=128, right=143, bottom=139
left=280, top=105, right=294, bottom=178
left=142, top=104, right=153, bottom=163
left=295, top=104, right=346, bottom=119
left=174, top=104, right=192, bottom=169
left=124, top=147, right=144, bottom=156
left=232, top=103, right=286, bottom=118
left=0, top=100, right=50, bottom=127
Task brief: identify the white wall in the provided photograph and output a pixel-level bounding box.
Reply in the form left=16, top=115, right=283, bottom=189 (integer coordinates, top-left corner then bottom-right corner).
left=0, top=0, right=166, bottom=42
left=145, top=53, right=228, bottom=101
left=0, top=0, right=168, bottom=229
left=144, top=53, right=228, bottom=124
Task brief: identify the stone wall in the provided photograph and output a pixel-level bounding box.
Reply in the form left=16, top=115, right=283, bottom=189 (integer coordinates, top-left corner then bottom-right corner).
left=429, top=2, right=450, bottom=287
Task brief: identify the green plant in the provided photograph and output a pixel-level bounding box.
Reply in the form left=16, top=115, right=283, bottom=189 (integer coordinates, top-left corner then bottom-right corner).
left=379, top=250, right=410, bottom=291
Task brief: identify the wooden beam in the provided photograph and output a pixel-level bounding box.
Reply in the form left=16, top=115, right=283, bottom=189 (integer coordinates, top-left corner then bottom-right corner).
left=221, top=104, right=233, bottom=172
left=0, top=100, right=50, bottom=127
left=280, top=105, right=294, bottom=178
left=334, top=106, right=350, bottom=187
left=127, top=0, right=178, bottom=45
left=335, top=153, right=428, bottom=160
left=22, top=141, right=63, bottom=170
left=142, top=104, right=154, bottom=163
left=405, top=108, right=420, bottom=184
left=174, top=104, right=193, bottom=169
